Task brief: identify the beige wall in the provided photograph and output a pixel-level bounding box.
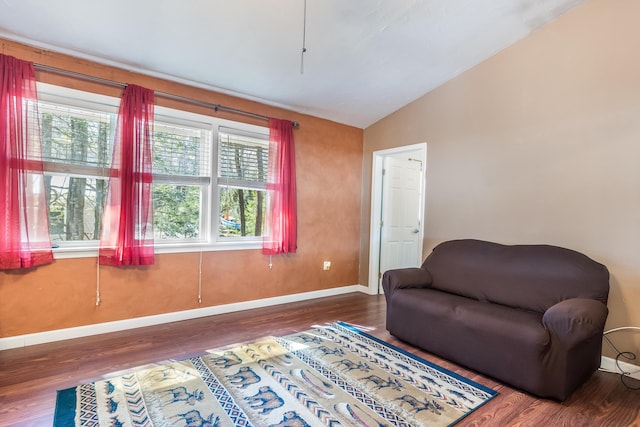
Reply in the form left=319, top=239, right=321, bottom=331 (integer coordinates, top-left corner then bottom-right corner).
left=0, top=40, right=363, bottom=338
left=361, top=0, right=640, bottom=359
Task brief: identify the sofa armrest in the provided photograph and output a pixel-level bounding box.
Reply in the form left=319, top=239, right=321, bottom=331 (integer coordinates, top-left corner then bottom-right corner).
left=542, top=298, right=609, bottom=346
left=382, top=267, right=432, bottom=296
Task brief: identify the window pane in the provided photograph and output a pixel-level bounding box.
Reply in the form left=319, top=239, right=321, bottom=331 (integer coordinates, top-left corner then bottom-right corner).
left=39, top=102, right=114, bottom=169
left=218, top=128, right=268, bottom=183
left=46, top=174, right=107, bottom=241
left=153, top=184, right=202, bottom=240
left=218, top=186, right=266, bottom=238
left=153, top=122, right=210, bottom=178
left=40, top=101, right=113, bottom=243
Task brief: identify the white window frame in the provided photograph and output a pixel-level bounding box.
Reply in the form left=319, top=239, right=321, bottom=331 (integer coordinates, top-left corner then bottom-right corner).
left=36, top=83, right=269, bottom=259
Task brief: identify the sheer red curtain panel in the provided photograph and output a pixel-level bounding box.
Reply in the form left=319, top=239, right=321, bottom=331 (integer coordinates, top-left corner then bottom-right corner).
left=263, top=118, right=297, bottom=255
left=99, top=84, right=155, bottom=266
left=0, top=54, right=54, bottom=270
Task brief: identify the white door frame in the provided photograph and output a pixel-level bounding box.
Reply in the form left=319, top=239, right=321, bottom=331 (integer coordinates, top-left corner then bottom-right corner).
left=368, top=142, right=427, bottom=294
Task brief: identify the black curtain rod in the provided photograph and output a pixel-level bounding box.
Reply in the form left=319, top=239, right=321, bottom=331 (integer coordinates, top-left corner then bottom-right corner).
left=34, top=63, right=299, bottom=128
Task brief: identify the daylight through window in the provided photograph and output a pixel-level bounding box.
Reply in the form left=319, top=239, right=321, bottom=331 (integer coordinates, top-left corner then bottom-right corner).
left=36, top=83, right=268, bottom=255
left=217, top=127, right=269, bottom=239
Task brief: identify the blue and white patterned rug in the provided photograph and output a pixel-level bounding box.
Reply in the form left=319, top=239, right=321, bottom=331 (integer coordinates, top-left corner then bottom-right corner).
left=54, top=322, right=497, bottom=426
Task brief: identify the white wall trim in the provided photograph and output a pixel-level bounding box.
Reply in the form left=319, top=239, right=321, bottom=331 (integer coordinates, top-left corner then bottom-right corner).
left=600, top=356, right=640, bottom=381
left=0, top=284, right=371, bottom=351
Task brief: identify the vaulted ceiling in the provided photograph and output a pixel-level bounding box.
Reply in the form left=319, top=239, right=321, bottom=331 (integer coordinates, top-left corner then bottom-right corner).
left=0, top=0, right=586, bottom=128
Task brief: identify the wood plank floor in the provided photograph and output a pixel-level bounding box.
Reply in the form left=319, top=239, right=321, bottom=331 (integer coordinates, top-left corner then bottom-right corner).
left=1, top=292, right=638, bottom=426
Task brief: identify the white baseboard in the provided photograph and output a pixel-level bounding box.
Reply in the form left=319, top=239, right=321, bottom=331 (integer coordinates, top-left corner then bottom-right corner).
left=0, top=284, right=371, bottom=351
left=600, top=356, right=640, bottom=381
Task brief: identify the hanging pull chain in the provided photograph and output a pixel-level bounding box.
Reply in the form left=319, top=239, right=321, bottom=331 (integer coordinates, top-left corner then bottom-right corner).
left=96, top=261, right=101, bottom=306
left=198, top=250, right=203, bottom=304
left=300, top=0, right=308, bottom=74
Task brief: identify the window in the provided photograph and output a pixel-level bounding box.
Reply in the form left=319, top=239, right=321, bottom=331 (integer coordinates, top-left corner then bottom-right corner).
left=36, top=83, right=268, bottom=257
left=38, top=98, right=116, bottom=245
left=217, top=127, right=268, bottom=239
left=151, top=118, right=212, bottom=243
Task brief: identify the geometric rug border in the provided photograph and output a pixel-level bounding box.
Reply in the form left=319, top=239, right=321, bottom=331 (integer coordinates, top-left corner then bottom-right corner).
left=336, top=321, right=499, bottom=398
left=332, top=321, right=499, bottom=427
left=54, top=387, right=77, bottom=427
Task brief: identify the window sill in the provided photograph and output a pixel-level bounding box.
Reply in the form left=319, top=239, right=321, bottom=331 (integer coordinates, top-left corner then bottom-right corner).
left=52, top=240, right=263, bottom=260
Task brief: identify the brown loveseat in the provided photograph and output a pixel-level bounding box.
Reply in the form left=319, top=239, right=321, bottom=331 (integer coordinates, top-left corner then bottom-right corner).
left=382, top=239, right=610, bottom=401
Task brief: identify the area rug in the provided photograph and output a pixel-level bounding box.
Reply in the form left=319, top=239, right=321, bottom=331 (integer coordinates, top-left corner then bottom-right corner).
left=54, top=322, right=497, bottom=426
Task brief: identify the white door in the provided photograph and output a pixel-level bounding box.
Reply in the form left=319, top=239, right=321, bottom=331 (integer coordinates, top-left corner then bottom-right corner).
left=378, top=156, right=423, bottom=288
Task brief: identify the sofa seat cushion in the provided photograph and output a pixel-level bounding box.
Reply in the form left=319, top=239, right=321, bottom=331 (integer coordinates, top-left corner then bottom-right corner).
left=388, top=288, right=553, bottom=391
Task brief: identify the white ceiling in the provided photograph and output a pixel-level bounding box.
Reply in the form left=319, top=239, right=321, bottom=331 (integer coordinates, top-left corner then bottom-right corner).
left=0, top=0, right=585, bottom=128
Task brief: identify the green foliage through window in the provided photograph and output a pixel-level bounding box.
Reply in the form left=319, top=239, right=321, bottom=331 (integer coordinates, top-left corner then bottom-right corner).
left=219, top=187, right=265, bottom=237
left=217, top=127, right=268, bottom=238
left=36, top=84, right=269, bottom=249
left=153, top=184, right=201, bottom=239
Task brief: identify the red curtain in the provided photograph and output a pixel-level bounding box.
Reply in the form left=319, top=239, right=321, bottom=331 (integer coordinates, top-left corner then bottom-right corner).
left=263, top=118, right=297, bottom=255
left=99, top=85, right=155, bottom=266
left=0, top=54, right=54, bottom=270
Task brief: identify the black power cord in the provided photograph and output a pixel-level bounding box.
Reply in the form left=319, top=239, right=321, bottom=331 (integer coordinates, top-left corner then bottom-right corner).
left=602, top=327, right=640, bottom=391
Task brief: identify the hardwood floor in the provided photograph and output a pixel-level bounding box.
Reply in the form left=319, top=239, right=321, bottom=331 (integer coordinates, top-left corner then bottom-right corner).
left=1, top=292, right=638, bottom=426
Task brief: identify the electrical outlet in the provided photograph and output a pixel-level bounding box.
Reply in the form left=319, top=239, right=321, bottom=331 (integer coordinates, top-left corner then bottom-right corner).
left=323, top=261, right=331, bottom=271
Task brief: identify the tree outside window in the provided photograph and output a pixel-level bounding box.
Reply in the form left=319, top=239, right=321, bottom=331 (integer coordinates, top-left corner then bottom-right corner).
left=36, top=84, right=268, bottom=252
left=217, top=128, right=268, bottom=238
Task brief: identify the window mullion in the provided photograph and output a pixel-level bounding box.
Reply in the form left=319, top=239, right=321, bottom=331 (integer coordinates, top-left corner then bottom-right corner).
left=216, top=177, right=266, bottom=190
left=153, top=174, right=210, bottom=185
left=43, top=161, right=111, bottom=178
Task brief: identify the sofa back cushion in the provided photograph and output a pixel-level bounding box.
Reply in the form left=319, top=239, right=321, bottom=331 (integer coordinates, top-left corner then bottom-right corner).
left=423, top=239, right=609, bottom=313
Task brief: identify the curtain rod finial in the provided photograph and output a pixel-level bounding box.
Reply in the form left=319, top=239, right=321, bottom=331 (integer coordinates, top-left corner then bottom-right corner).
left=292, top=121, right=300, bottom=129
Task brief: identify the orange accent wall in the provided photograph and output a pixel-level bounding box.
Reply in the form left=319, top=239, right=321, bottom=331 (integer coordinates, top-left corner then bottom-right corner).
left=0, top=39, right=363, bottom=338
